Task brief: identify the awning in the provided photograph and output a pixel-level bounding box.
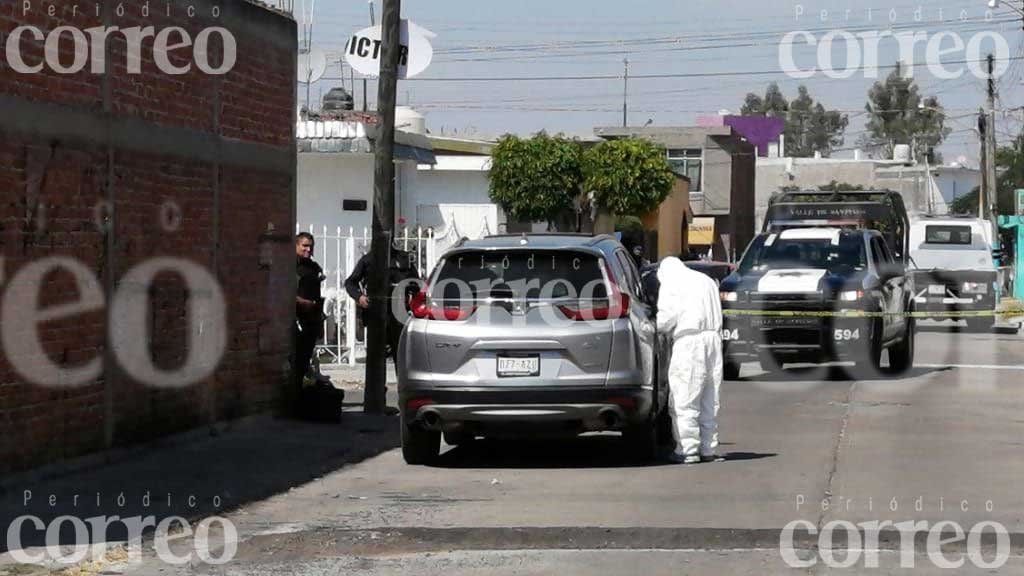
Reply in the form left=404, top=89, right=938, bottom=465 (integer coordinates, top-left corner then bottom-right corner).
left=689, top=217, right=716, bottom=245
left=395, top=143, right=436, bottom=164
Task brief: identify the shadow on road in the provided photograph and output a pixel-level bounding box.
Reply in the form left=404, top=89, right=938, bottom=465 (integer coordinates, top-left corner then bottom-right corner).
left=918, top=323, right=1020, bottom=336
left=0, top=412, right=400, bottom=551
left=718, top=451, right=777, bottom=462
left=429, top=436, right=776, bottom=470
left=737, top=364, right=945, bottom=383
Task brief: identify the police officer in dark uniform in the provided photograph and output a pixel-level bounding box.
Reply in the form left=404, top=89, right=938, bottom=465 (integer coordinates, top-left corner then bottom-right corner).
left=344, top=243, right=421, bottom=362
left=295, top=232, right=324, bottom=387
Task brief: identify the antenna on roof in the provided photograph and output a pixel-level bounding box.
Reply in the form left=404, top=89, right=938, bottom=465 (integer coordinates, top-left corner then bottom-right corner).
left=297, top=0, right=324, bottom=112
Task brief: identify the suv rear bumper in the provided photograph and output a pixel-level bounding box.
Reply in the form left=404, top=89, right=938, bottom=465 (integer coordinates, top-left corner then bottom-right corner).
left=399, top=385, right=653, bottom=435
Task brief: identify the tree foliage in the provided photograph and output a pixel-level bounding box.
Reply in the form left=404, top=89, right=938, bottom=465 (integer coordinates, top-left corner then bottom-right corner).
left=819, top=181, right=865, bottom=192
left=741, top=83, right=848, bottom=157
left=950, top=131, right=1024, bottom=215
left=487, top=133, right=581, bottom=223
left=489, top=135, right=678, bottom=225
left=581, top=139, right=676, bottom=217
left=859, top=64, right=951, bottom=161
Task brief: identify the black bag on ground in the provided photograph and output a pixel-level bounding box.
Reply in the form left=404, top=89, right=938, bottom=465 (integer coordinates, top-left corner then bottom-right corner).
left=301, top=382, right=345, bottom=423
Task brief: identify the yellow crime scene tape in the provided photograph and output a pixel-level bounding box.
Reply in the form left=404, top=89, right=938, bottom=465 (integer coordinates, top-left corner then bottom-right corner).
left=723, top=309, right=1024, bottom=319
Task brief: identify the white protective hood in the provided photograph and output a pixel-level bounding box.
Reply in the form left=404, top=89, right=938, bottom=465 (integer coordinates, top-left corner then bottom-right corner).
left=656, top=257, right=722, bottom=337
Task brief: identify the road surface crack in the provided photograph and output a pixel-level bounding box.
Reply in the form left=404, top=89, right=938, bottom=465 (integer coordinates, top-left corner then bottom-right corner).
left=817, top=381, right=856, bottom=531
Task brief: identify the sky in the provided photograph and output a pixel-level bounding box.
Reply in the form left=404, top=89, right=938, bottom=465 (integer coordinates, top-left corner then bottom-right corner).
left=299, top=0, right=1024, bottom=165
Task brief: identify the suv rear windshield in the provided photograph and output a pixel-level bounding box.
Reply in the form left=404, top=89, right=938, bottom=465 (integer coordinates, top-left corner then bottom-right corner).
left=925, top=225, right=972, bottom=245
left=739, top=234, right=866, bottom=273
left=431, top=250, right=607, bottom=301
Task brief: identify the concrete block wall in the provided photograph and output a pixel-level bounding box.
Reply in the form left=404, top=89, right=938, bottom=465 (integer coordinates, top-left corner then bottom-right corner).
left=0, top=0, right=297, bottom=474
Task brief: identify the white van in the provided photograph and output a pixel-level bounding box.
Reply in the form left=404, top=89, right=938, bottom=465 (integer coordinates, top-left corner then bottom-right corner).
left=908, top=216, right=998, bottom=331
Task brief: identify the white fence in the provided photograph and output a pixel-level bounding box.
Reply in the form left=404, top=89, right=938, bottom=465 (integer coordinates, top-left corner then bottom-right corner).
left=298, top=217, right=497, bottom=365
left=296, top=225, right=441, bottom=366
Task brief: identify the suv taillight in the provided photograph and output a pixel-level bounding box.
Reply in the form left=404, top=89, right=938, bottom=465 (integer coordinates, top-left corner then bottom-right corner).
left=557, top=259, right=630, bottom=321
left=410, top=289, right=476, bottom=321
left=558, top=292, right=629, bottom=321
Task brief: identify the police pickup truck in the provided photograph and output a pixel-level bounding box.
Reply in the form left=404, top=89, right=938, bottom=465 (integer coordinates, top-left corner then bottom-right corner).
left=719, top=191, right=915, bottom=378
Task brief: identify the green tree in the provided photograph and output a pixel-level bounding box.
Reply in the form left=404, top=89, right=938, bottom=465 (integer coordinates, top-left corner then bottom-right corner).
left=950, top=131, right=1024, bottom=215
left=741, top=83, right=848, bottom=157
left=581, top=139, right=676, bottom=217
left=859, top=64, right=951, bottom=161
left=488, top=133, right=582, bottom=225
left=742, top=83, right=789, bottom=117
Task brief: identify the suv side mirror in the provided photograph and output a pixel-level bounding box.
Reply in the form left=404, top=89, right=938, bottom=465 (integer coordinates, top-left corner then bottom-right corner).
left=880, top=263, right=905, bottom=281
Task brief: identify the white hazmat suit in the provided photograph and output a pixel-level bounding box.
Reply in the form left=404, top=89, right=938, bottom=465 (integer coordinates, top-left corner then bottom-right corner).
left=656, top=257, right=724, bottom=459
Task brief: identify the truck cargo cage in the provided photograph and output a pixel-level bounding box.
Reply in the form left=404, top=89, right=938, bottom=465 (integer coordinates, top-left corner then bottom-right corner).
left=764, top=190, right=910, bottom=264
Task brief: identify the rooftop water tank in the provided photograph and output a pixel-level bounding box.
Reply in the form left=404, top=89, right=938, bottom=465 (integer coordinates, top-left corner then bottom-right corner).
left=396, top=106, right=426, bottom=135
left=893, top=144, right=912, bottom=164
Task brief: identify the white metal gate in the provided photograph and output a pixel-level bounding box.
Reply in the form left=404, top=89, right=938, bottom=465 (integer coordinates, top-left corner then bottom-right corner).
left=296, top=225, right=438, bottom=366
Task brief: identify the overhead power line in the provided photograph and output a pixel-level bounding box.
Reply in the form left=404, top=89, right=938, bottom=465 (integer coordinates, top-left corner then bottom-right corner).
left=432, top=16, right=1020, bottom=56
left=406, top=55, right=1024, bottom=83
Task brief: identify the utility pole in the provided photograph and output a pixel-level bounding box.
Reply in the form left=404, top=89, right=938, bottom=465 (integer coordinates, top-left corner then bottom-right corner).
left=979, top=109, right=988, bottom=220
left=363, top=0, right=375, bottom=112
left=985, top=53, right=999, bottom=233
left=622, top=58, right=629, bottom=128
left=364, top=0, right=401, bottom=414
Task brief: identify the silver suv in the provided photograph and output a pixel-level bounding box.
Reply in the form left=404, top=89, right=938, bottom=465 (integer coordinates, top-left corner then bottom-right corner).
left=396, top=234, right=669, bottom=464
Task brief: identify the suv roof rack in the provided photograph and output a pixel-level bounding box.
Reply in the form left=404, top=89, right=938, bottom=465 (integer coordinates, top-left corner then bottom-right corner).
left=484, top=232, right=595, bottom=238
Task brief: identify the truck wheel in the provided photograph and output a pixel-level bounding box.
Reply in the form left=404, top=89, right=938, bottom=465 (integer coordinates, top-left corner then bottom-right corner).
left=887, top=319, right=915, bottom=374
left=723, top=361, right=742, bottom=381
left=966, top=316, right=995, bottom=333
left=854, top=319, right=884, bottom=377
left=402, top=413, right=440, bottom=465
left=757, top=351, right=782, bottom=373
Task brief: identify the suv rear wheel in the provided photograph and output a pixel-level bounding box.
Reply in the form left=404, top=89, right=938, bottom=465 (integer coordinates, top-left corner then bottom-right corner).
left=401, top=413, right=440, bottom=465
left=623, top=422, right=658, bottom=462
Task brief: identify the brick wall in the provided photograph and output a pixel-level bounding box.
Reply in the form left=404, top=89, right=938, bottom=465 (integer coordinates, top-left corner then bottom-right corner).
left=0, top=0, right=297, bottom=474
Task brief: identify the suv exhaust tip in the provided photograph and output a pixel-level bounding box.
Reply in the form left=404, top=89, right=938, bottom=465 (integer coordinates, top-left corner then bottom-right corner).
left=421, top=410, right=443, bottom=431
left=598, top=408, right=622, bottom=430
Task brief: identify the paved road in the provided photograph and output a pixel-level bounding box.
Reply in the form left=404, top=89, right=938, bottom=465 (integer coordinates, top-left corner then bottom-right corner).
left=53, top=325, right=1024, bottom=574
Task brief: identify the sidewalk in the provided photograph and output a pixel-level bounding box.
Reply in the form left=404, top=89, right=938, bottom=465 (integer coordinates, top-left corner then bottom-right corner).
left=997, top=297, right=1024, bottom=327
left=0, top=391, right=397, bottom=574
left=320, top=362, right=397, bottom=389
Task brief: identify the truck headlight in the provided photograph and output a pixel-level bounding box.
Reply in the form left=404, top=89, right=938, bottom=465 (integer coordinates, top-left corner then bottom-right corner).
left=962, top=282, right=988, bottom=294
left=839, top=290, right=864, bottom=302
left=720, top=291, right=738, bottom=302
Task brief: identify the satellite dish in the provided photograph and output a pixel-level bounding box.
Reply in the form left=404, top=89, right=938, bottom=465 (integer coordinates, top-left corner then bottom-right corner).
left=297, top=44, right=327, bottom=84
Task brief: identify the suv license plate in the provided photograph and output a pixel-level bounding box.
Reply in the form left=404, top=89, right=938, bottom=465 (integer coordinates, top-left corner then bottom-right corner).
left=928, top=285, right=946, bottom=295
left=497, top=356, right=540, bottom=377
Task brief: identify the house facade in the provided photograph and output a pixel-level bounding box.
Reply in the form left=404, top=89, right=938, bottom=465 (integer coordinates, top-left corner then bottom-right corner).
left=594, top=125, right=757, bottom=261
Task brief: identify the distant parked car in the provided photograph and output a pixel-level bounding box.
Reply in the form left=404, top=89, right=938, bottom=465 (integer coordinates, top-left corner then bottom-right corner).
left=396, top=234, right=670, bottom=464
left=908, top=215, right=999, bottom=332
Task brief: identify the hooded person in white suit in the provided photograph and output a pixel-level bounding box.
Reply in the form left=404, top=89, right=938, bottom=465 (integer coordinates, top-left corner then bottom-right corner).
left=656, top=257, right=724, bottom=464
